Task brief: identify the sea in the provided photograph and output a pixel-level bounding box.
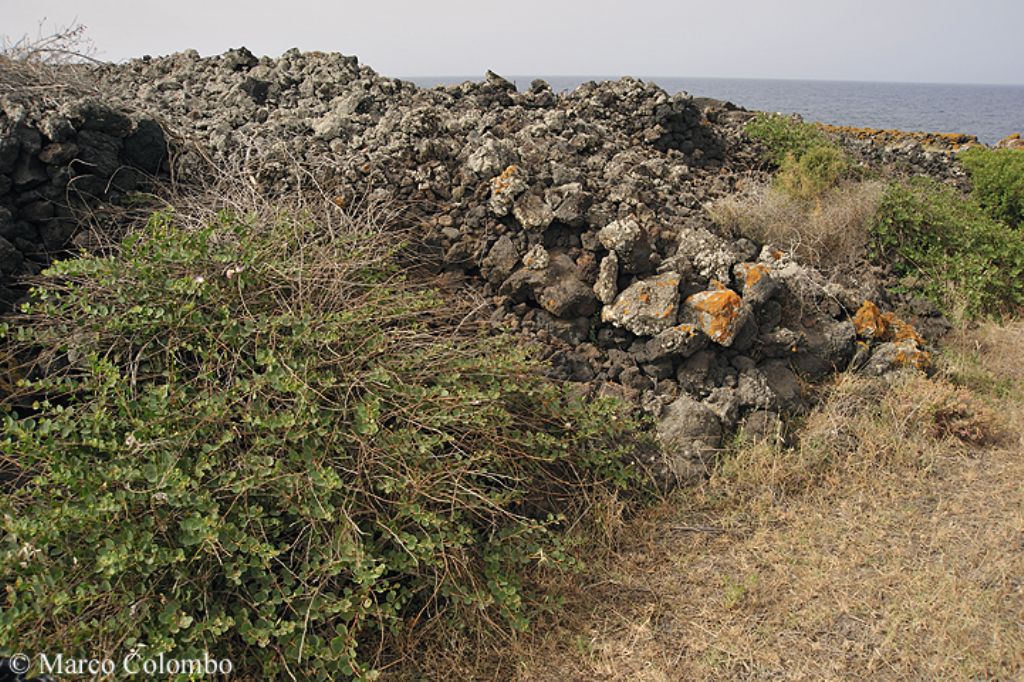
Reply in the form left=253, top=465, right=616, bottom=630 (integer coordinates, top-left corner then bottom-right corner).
left=408, top=76, right=1024, bottom=146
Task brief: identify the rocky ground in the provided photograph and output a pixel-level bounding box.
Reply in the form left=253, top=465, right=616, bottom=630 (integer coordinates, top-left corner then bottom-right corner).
left=0, top=48, right=964, bottom=484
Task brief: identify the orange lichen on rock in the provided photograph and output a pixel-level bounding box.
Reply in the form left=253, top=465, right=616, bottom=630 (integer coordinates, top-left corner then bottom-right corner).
left=818, top=124, right=978, bottom=151
left=853, top=300, right=892, bottom=339
left=685, top=280, right=744, bottom=346
left=601, top=272, right=681, bottom=336
left=854, top=300, right=925, bottom=346
left=743, top=263, right=770, bottom=290
left=996, top=133, right=1024, bottom=150
left=492, top=164, right=519, bottom=193
left=892, top=318, right=926, bottom=346
left=854, top=300, right=931, bottom=370
left=895, top=346, right=932, bottom=371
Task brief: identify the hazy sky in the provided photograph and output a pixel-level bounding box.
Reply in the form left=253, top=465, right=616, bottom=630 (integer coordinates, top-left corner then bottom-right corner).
left=4, top=0, right=1023, bottom=84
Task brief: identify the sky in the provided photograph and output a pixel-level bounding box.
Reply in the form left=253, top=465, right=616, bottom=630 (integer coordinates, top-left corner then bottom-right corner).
left=4, top=0, right=1023, bottom=85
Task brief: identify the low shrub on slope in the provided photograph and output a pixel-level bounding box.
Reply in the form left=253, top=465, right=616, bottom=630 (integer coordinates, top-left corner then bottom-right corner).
left=0, top=206, right=646, bottom=679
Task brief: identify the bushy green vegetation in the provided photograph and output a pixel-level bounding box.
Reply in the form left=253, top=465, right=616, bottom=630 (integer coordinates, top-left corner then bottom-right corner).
left=0, top=209, right=646, bottom=679
left=744, top=113, right=835, bottom=165
left=871, top=176, right=1024, bottom=317
left=774, top=145, right=853, bottom=202
left=958, top=146, right=1024, bottom=228
left=745, top=113, right=855, bottom=201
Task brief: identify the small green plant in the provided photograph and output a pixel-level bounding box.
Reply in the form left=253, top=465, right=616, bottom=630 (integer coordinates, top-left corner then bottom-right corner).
left=958, top=146, right=1024, bottom=228
left=0, top=208, right=648, bottom=679
left=775, top=145, right=851, bottom=201
left=721, top=573, right=759, bottom=610
left=871, top=177, right=1024, bottom=318
left=745, top=113, right=857, bottom=202
left=744, top=113, right=835, bottom=166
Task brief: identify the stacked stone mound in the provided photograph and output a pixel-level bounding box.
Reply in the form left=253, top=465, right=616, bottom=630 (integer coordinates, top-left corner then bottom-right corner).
left=819, top=123, right=969, bottom=184
left=0, top=48, right=933, bottom=485
left=0, top=87, right=168, bottom=308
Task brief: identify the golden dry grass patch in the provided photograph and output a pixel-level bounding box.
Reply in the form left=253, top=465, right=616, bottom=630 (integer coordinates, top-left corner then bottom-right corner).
left=706, top=180, right=885, bottom=269
left=394, top=322, right=1024, bottom=681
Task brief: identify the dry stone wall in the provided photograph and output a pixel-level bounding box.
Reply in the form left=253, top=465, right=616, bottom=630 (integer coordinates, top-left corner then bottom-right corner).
left=0, top=48, right=938, bottom=485
left=0, top=95, right=167, bottom=308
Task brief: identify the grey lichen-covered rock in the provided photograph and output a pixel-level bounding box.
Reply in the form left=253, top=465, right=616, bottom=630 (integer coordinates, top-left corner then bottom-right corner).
left=735, top=368, right=776, bottom=410
left=545, top=182, right=592, bottom=227
left=594, top=251, right=619, bottom=304
left=488, top=164, right=528, bottom=217
left=656, top=393, right=723, bottom=484
left=513, top=192, right=554, bottom=231
left=676, top=227, right=744, bottom=282
left=597, top=217, right=655, bottom=274
left=522, top=243, right=550, bottom=270
left=858, top=340, right=931, bottom=376
left=597, top=217, right=642, bottom=254
left=467, top=138, right=518, bottom=178
left=703, top=386, right=741, bottom=426
left=642, top=323, right=708, bottom=362
left=601, top=271, right=681, bottom=336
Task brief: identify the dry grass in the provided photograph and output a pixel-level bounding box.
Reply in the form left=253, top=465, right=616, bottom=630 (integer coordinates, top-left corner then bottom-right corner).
left=393, top=321, right=1024, bottom=681
left=707, top=180, right=885, bottom=269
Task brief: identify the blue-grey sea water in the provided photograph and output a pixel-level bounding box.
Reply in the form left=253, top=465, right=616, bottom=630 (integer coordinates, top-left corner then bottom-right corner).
left=408, top=76, right=1024, bottom=145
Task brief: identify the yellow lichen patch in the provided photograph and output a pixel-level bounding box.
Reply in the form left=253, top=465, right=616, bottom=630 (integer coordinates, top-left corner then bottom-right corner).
left=743, top=263, right=770, bottom=290
left=855, top=301, right=931, bottom=371
left=996, top=133, right=1024, bottom=150
left=658, top=304, right=675, bottom=319
left=655, top=275, right=680, bottom=288
left=492, top=164, right=519, bottom=193
left=686, top=281, right=743, bottom=344
left=818, top=124, right=978, bottom=152
left=853, top=300, right=892, bottom=340
left=893, top=319, right=926, bottom=347
left=854, top=300, right=927, bottom=347
left=895, top=346, right=932, bottom=371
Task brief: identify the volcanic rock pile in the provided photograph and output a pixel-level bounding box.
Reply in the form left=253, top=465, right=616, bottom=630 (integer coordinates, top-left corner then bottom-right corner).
left=0, top=93, right=167, bottom=308
left=0, top=48, right=938, bottom=484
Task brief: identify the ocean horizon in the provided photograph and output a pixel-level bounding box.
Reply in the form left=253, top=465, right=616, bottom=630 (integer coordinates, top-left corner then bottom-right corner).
left=408, top=75, right=1024, bottom=145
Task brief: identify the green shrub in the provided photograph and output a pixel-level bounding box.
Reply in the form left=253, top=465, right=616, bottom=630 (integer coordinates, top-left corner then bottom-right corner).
left=871, top=177, right=1024, bottom=317
left=958, top=146, right=1024, bottom=228
left=775, top=145, right=852, bottom=201
left=744, top=113, right=859, bottom=202
left=0, top=209, right=646, bottom=679
left=744, top=113, right=835, bottom=165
